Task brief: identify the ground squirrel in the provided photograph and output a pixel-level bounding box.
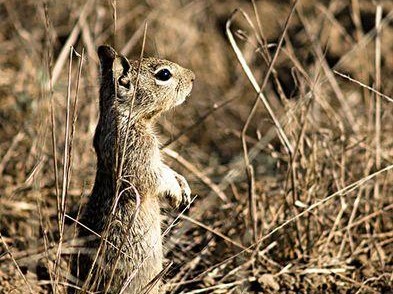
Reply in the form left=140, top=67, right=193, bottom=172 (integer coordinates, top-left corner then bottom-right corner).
left=71, top=45, right=194, bottom=293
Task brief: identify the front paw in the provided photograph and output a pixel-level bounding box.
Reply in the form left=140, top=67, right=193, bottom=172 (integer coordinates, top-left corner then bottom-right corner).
left=175, top=174, right=191, bottom=205
left=165, top=174, right=191, bottom=209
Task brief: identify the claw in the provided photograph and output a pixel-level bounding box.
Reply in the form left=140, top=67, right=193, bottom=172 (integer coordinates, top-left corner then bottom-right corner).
left=174, top=174, right=191, bottom=208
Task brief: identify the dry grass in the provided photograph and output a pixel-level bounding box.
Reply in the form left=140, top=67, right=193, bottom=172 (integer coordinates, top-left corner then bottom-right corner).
left=1, top=0, right=392, bottom=293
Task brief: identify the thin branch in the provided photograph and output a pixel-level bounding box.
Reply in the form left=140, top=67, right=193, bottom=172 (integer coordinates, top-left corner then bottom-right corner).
left=333, top=70, right=393, bottom=103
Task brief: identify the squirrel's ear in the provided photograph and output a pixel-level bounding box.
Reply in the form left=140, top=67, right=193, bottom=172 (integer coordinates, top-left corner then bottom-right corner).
left=119, top=55, right=131, bottom=73
left=97, top=45, right=117, bottom=72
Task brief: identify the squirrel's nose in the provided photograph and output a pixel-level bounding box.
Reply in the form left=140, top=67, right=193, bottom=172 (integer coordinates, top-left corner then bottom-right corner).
left=189, top=71, right=195, bottom=82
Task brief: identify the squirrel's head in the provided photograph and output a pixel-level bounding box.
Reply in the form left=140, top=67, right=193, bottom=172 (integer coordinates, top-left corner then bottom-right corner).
left=97, top=45, right=195, bottom=121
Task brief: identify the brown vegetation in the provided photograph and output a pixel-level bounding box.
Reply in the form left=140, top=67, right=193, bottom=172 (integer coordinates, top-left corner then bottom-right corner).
left=0, top=0, right=392, bottom=293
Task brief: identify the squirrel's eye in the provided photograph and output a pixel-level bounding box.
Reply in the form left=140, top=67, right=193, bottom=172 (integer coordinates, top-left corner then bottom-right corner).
left=118, top=75, right=130, bottom=89
left=154, top=69, right=172, bottom=81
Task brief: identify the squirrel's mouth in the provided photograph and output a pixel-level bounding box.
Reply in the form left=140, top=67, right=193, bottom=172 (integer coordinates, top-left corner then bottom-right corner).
left=175, top=97, right=187, bottom=106
left=175, top=85, right=193, bottom=106
left=186, top=84, right=193, bottom=98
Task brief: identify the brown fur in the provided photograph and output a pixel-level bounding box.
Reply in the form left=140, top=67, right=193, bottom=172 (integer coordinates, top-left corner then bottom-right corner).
left=70, top=45, right=194, bottom=294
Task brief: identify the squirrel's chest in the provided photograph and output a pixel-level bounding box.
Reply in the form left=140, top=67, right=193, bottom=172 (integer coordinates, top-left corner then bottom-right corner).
left=124, top=137, right=162, bottom=188
left=127, top=135, right=160, bottom=168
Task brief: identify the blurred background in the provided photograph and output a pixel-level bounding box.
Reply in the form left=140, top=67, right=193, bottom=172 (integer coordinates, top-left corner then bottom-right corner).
left=0, top=0, right=392, bottom=293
